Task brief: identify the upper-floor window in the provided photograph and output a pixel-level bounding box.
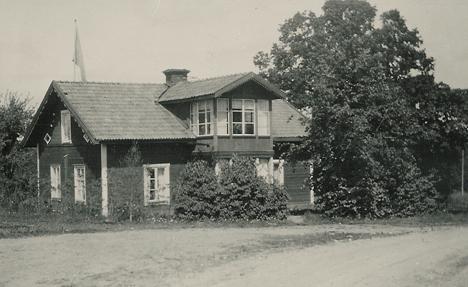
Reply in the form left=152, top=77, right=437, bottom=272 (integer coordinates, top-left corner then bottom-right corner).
left=232, top=99, right=255, bottom=135
left=61, top=110, right=71, bottom=143
left=190, top=100, right=213, bottom=136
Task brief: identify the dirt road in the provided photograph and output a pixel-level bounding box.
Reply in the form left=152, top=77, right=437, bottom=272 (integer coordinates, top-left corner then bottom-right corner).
left=176, top=226, right=468, bottom=287
left=1, top=224, right=467, bottom=286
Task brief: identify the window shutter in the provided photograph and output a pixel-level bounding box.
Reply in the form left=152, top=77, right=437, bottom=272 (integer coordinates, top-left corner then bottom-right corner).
left=61, top=110, right=71, bottom=143
left=257, top=100, right=270, bottom=136
left=157, top=165, right=170, bottom=203
left=255, top=158, right=270, bottom=181
left=50, top=165, right=61, bottom=199
left=190, top=102, right=198, bottom=136
left=74, top=165, right=86, bottom=202
left=217, top=99, right=229, bottom=135
left=143, top=167, right=149, bottom=206
left=273, top=159, right=284, bottom=186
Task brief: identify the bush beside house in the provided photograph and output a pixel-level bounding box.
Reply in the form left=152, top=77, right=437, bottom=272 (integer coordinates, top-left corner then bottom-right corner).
left=174, top=156, right=289, bottom=221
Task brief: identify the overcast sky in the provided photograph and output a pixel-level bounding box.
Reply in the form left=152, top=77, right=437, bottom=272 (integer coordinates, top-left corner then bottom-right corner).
left=1, top=0, right=468, bottom=106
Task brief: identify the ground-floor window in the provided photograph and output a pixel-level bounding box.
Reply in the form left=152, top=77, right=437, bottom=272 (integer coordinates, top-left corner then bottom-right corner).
left=50, top=164, right=61, bottom=199
left=74, top=165, right=86, bottom=202
left=143, top=164, right=170, bottom=205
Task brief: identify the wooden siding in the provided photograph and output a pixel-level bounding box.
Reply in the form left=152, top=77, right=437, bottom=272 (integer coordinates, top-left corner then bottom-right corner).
left=37, top=94, right=100, bottom=205
left=217, top=137, right=272, bottom=154
left=106, top=142, right=193, bottom=213
left=283, top=162, right=310, bottom=205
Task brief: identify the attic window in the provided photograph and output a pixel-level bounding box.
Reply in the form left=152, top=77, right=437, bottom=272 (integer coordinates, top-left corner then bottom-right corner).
left=43, top=133, right=51, bottom=144
left=61, top=110, right=71, bottom=144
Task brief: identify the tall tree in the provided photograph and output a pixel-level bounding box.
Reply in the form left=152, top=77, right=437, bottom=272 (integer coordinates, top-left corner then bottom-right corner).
left=254, top=0, right=459, bottom=217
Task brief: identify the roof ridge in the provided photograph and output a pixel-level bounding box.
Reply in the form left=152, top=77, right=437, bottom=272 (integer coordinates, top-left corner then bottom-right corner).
left=187, top=72, right=251, bottom=83
left=54, top=80, right=166, bottom=86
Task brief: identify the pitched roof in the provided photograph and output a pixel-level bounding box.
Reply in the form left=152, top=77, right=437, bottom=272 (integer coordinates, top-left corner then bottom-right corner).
left=23, top=72, right=305, bottom=146
left=271, top=100, right=307, bottom=139
left=53, top=81, right=194, bottom=141
left=159, top=72, right=286, bottom=103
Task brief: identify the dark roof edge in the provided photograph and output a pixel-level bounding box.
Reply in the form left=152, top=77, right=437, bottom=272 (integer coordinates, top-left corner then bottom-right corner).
left=99, top=138, right=196, bottom=143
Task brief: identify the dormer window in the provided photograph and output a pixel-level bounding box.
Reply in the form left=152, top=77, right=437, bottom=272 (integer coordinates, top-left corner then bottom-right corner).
left=190, top=100, right=213, bottom=136
left=61, top=110, right=71, bottom=143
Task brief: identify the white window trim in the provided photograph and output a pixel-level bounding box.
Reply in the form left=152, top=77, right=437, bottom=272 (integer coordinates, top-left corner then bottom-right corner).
left=143, top=163, right=171, bottom=206
left=61, top=110, right=72, bottom=144
left=232, top=99, right=256, bottom=136
left=74, top=164, right=86, bottom=203
left=50, top=164, right=61, bottom=199
left=190, top=100, right=213, bottom=137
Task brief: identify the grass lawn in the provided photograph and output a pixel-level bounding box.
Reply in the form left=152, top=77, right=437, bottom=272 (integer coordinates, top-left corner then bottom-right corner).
left=1, top=208, right=468, bottom=239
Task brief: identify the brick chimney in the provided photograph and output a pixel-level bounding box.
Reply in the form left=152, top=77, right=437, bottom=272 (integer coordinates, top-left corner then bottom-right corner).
left=163, top=69, right=190, bottom=86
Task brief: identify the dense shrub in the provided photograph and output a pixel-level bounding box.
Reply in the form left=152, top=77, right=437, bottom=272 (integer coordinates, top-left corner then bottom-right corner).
left=313, top=146, right=437, bottom=218
left=174, top=156, right=288, bottom=221
left=173, top=160, right=220, bottom=219
left=108, top=143, right=143, bottom=222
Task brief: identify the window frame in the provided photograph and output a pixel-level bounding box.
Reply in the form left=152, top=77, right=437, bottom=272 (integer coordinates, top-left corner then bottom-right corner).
left=61, top=110, right=72, bottom=144
left=143, top=163, right=171, bottom=205
left=232, top=99, right=256, bottom=136
left=50, top=164, right=61, bottom=199
left=190, top=100, right=213, bottom=137
left=73, top=164, right=86, bottom=203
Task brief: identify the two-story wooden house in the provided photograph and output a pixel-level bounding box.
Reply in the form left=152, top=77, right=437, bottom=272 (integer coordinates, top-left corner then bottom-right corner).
left=22, top=69, right=310, bottom=216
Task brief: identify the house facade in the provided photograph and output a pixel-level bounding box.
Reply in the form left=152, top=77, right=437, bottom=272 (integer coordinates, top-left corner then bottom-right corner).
left=22, top=69, right=311, bottom=216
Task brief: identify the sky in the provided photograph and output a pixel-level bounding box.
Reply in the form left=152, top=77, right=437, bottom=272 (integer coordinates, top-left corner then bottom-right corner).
left=1, top=0, right=468, bottom=107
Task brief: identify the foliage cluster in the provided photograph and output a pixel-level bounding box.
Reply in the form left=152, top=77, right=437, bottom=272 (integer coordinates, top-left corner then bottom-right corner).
left=255, top=0, right=467, bottom=217
left=0, top=92, right=36, bottom=211
left=108, top=142, right=144, bottom=222
left=174, top=156, right=289, bottom=221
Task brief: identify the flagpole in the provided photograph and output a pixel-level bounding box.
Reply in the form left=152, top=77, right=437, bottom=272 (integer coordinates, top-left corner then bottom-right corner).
left=73, top=19, right=77, bottom=81
left=73, top=18, right=87, bottom=82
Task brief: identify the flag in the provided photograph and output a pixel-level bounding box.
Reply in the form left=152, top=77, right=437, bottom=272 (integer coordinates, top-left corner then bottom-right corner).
left=73, top=19, right=87, bottom=82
